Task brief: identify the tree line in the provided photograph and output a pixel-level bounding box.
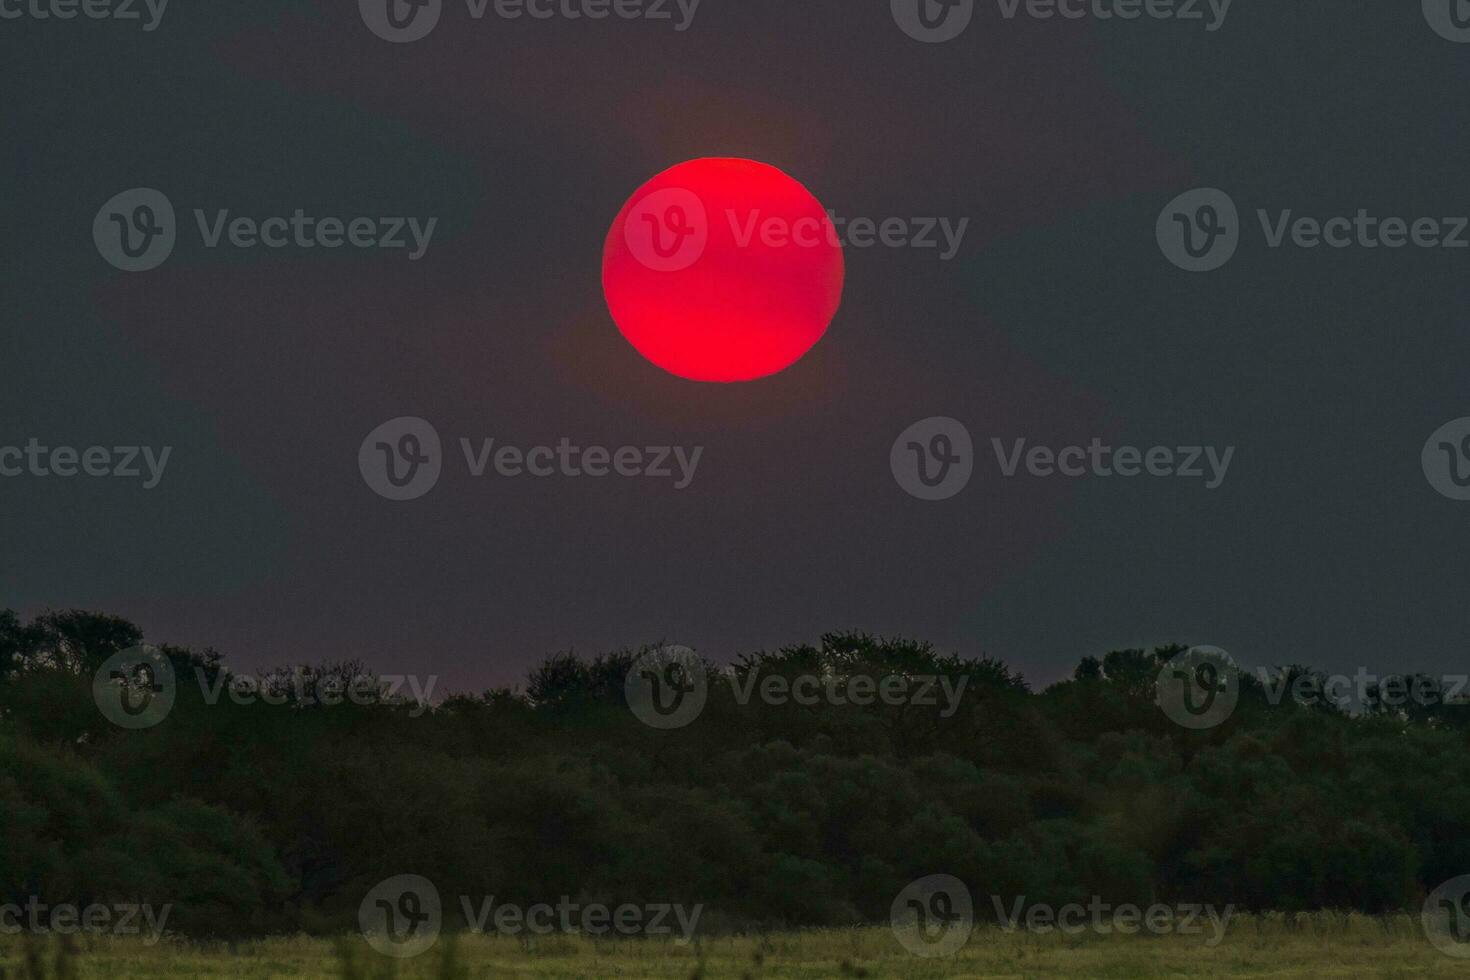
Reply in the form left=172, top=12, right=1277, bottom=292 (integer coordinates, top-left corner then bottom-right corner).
left=1, top=608, right=1467, bottom=937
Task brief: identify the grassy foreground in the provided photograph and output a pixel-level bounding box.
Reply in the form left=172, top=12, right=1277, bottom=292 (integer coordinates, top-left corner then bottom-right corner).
left=0, top=917, right=1460, bottom=979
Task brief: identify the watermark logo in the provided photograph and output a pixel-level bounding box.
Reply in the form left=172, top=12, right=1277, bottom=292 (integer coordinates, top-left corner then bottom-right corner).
left=625, top=188, right=708, bottom=272
left=0, top=899, right=171, bottom=945
left=196, top=669, right=438, bottom=717
left=361, top=419, right=703, bottom=499
left=729, top=671, right=969, bottom=716
left=992, top=896, right=1232, bottom=945
left=360, top=0, right=443, bottom=42
left=461, top=895, right=702, bottom=941
left=728, top=210, right=968, bottom=261
left=1155, top=645, right=1240, bottom=730
left=891, top=417, right=974, bottom=501
left=363, top=0, right=701, bottom=41
left=0, top=0, right=169, bottom=30
left=995, top=0, right=1231, bottom=30
left=1423, top=875, right=1470, bottom=957
left=1157, top=655, right=1470, bottom=728
left=360, top=875, right=701, bottom=955
left=95, top=190, right=438, bottom=271
left=894, top=0, right=1231, bottom=39
left=893, top=428, right=1234, bottom=499
left=624, top=656, right=972, bottom=728
left=360, top=875, right=443, bottom=959
left=1252, top=667, right=1469, bottom=713
left=622, top=190, right=970, bottom=271
left=1157, top=188, right=1239, bottom=272
left=892, top=0, right=975, bottom=43
left=891, top=875, right=974, bottom=958
left=1423, top=418, right=1470, bottom=501
left=1424, top=0, right=1470, bottom=43
left=992, top=438, right=1234, bottom=488
left=93, top=660, right=439, bottom=727
left=92, top=645, right=177, bottom=730
left=1160, top=188, right=1470, bottom=271
left=0, top=439, right=173, bottom=489
left=360, top=417, right=443, bottom=501
left=461, top=437, right=701, bottom=487
left=94, top=188, right=176, bottom=272
left=624, top=645, right=707, bottom=729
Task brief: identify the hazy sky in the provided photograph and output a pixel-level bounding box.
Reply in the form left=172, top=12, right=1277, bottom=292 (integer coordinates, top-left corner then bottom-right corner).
left=4, top=1, right=1468, bottom=692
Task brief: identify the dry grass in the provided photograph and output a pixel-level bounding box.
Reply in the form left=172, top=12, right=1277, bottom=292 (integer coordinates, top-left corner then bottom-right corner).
left=0, top=914, right=1461, bottom=978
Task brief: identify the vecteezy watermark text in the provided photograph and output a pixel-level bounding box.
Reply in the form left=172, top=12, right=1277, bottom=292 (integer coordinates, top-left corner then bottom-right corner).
left=889, top=875, right=1232, bottom=958
left=0, top=0, right=168, bottom=30
left=359, top=0, right=703, bottom=43
left=891, top=418, right=1236, bottom=501
left=0, top=439, right=171, bottom=489
left=92, top=646, right=438, bottom=729
left=1159, top=187, right=1470, bottom=272
left=359, top=417, right=704, bottom=501
left=358, top=875, right=701, bottom=959
left=95, top=188, right=438, bottom=272
left=1156, top=645, right=1470, bottom=730
left=460, top=437, right=701, bottom=487
left=0, top=899, right=171, bottom=946
left=990, top=437, right=1234, bottom=489
left=623, top=645, right=972, bottom=729
left=728, top=670, right=969, bottom=716
left=990, top=895, right=1232, bottom=946
left=194, top=669, right=438, bottom=717
left=624, top=189, right=969, bottom=271
left=726, top=210, right=969, bottom=261
left=892, top=0, right=1232, bottom=44
left=461, top=896, right=701, bottom=941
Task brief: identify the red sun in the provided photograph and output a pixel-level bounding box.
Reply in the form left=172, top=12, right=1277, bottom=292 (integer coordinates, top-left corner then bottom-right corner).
left=602, top=158, right=845, bottom=383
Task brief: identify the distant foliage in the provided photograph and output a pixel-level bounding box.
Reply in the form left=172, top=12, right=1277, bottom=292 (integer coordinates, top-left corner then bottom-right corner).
left=0, top=610, right=1467, bottom=936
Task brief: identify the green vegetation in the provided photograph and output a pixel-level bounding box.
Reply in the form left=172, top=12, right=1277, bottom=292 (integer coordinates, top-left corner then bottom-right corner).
left=2, top=607, right=1469, bottom=969
left=1, top=917, right=1463, bottom=978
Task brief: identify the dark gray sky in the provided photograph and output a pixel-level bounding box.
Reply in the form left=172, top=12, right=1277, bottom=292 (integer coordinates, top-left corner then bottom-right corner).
left=3, top=1, right=1468, bottom=692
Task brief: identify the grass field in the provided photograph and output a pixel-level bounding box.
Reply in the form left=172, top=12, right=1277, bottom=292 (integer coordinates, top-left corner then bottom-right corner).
left=0, top=916, right=1461, bottom=978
